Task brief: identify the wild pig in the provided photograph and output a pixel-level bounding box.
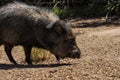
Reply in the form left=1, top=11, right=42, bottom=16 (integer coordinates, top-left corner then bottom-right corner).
left=0, top=2, right=81, bottom=65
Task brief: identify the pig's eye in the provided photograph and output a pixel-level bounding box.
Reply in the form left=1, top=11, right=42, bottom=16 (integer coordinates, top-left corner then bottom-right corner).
left=69, top=38, right=76, bottom=44
left=63, top=38, right=75, bottom=44
left=63, top=39, right=68, bottom=42
left=70, top=38, right=75, bottom=43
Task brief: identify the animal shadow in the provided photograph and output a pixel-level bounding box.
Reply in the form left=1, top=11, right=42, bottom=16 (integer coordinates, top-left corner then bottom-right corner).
left=0, top=63, right=72, bottom=70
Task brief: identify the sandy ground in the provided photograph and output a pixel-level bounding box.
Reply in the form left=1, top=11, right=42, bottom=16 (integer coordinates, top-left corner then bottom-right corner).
left=0, top=18, right=120, bottom=80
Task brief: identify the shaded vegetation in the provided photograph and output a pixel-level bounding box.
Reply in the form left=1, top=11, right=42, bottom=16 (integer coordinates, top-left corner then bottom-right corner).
left=105, top=0, right=120, bottom=19
left=0, top=0, right=119, bottom=19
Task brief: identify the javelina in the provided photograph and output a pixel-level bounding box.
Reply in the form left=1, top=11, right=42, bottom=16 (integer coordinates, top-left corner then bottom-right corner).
left=0, top=2, right=81, bottom=65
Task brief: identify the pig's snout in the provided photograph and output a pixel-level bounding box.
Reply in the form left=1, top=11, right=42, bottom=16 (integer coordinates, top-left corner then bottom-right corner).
left=69, top=46, right=81, bottom=58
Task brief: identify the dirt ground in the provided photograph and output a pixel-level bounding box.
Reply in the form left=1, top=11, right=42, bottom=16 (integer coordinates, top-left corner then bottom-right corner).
left=0, top=18, right=120, bottom=80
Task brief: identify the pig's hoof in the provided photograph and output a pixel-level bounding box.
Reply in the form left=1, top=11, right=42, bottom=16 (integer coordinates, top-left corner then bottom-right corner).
left=13, top=62, right=18, bottom=65
left=28, top=63, right=33, bottom=66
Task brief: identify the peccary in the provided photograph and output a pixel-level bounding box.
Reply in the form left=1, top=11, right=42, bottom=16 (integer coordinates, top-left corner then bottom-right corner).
left=0, top=2, right=81, bottom=65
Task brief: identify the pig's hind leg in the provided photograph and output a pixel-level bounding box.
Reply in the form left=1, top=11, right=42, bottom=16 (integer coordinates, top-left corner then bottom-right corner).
left=4, top=43, right=17, bottom=65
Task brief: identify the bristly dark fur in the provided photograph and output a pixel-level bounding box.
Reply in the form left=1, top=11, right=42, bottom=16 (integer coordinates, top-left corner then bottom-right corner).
left=0, top=2, right=59, bottom=28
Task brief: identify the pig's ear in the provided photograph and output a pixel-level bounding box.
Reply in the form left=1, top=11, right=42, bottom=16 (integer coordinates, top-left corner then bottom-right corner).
left=52, top=21, right=65, bottom=35
left=46, top=21, right=66, bottom=35
left=53, top=25, right=63, bottom=34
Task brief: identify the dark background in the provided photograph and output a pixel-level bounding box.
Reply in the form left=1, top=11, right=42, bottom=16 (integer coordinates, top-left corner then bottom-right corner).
left=0, top=0, right=119, bottom=19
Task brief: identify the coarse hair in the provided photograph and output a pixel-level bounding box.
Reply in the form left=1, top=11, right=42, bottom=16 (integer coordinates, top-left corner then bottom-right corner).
left=0, top=1, right=60, bottom=28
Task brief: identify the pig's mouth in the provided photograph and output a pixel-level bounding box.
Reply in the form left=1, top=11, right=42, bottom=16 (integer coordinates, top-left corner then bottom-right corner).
left=66, top=52, right=80, bottom=59
left=58, top=52, right=81, bottom=59
left=69, top=52, right=80, bottom=58
left=53, top=49, right=81, bottom=61
left=67, top=50, right=81, bottom=59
